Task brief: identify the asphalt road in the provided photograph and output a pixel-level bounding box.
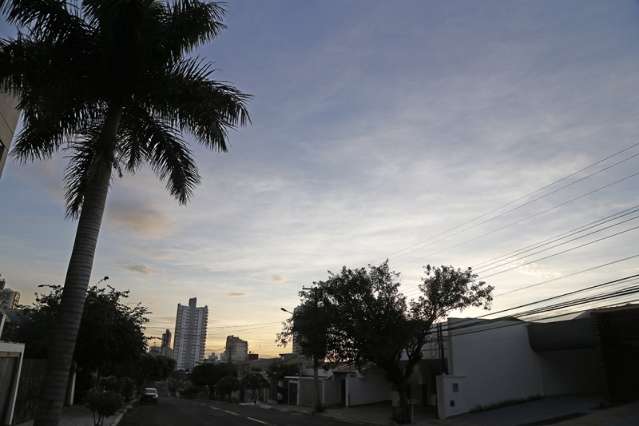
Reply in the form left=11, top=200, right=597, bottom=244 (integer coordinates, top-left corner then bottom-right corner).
left=119, top=397, right=355, bottom=426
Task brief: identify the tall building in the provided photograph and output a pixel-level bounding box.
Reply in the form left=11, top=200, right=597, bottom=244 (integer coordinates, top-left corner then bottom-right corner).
left=160, top=328, right=173, bottom=358
left=173, top=297, right=208, bottom=371
left=0, top=276, right=20, bottom=312
left=0, top=94, right=18, bottom=178
left=224, top=335, right=248, bottom=363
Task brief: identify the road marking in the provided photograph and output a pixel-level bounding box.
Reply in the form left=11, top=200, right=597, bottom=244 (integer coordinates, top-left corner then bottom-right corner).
left=222, top=409, right=240, bottom=416
left=209, top=406, right=221, bottom=411
left=246, top=417, right=269, bottom=425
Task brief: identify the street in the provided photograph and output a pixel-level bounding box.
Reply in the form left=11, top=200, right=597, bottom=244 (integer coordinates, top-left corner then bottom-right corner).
left=119, top=397, right=355, bottom=426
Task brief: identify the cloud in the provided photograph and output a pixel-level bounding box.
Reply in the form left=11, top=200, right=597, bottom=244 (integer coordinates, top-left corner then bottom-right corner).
left=125, top=264, right=152, bottom=274
left=226, top=292, right=246, bottom=297
left=106, top=200, right=174, bottom=238
left=271, top=274, right=287, bottom=284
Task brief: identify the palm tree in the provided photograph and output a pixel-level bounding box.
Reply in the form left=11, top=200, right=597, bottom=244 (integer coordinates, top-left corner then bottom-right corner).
left=0, top=1, right=249, bottom=425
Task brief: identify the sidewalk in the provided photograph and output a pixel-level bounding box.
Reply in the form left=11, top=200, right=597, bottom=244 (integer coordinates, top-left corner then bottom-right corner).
left=552, top=401, right=639, bottom=426
left=17, top=403, right=130, bottom=426
left=259, top=402, right=446, bottom=425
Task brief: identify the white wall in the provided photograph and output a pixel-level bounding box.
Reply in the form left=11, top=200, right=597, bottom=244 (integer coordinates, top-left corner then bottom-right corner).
left=346, top=369, right=392, bottom=407
left=440, top=318, right=544, bottom=417
left=0, top=341, right=24, bottom=426
left=437, top=375, right=468, bottom=418
left=437, top=318, right=604, bottom=418
left=323, top=379, right=342, bottom=407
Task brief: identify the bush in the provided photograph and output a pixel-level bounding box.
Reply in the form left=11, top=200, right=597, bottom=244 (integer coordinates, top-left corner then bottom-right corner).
left=85, top=389, right=123, bottom=426
left=180, top=385, right=205, bottom=399
left=215, top=376, right=239, bottom=401
left=119, top=377, right=136, bottom=402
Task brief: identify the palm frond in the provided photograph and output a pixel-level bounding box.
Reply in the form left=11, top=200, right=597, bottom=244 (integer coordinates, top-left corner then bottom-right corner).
left=64, top=134, right=99, bottom=218
left=161, top=0, right=226, bottom=59
left=145, top=57, right=250, bottom=151
left=0, top=0, right=85, bottom=40
left=119, top=108, right=200, bottom=204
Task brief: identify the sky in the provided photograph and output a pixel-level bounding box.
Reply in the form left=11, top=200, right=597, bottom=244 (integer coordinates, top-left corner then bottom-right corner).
left=2, top=0, right=639, bottom=357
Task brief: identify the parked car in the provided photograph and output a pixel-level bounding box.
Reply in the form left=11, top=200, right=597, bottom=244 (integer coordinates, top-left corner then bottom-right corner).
left=141, top=387, right=159, bottom=404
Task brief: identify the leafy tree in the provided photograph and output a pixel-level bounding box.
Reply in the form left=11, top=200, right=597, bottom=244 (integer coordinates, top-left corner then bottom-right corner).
left=240, top=372, right=269, bottom=403
left=85, top=389, right=123, bottom=426
left=0, top=1, right=249, bottom=424
left=190, top=363, right=236, bottom=398
left=215, top=375, right=239, bottom=402
left=6, top=285, right=148, bottom=377
left=266, top=360, right=300, bottom=383
left=132, top=354, right=176, bottom=386
left=278, top=286, right=333, bottom=411
left=322, top=262, right=493, bottom=424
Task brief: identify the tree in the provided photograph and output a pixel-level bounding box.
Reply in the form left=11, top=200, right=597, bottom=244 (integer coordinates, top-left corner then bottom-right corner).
left=6, top=285, right=148, bottom=377
left=0, top=2, right=249, bottom=424
left=240, top=372, right=269, bottom=403
left=85, top=389, right=123, bottom=426
left=190, top=363, right=236, bottom=398
left=215, top=375, right=239, bottom=402
left=322, top=262, right=493, bottom=424
left=133, top=354, right=176, bottom=386
left=277, top=286, right=333, bottom=412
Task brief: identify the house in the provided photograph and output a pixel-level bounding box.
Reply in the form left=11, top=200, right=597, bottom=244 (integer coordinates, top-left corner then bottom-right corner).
left=284, top=364, right=393, bottom=408
left=436, top=304, right=639, bottom=418
left=0, top=312, right=25, bottom=426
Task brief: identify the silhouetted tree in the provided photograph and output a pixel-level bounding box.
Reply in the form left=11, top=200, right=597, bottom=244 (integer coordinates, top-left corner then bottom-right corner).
left=322, top=262, right=493, bottom=424
left=278, top=286, right=334, bottom=412
left=190, top=363, right=236, bottom=398
left=0, top=1, right=249, bottom=424
left=240, top=372, right=269, bottom=403
left=215, top=376, right=239, bottom=401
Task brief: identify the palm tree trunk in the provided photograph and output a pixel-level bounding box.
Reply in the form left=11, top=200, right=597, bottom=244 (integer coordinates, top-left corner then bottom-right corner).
left=34, top=107, right=122, bottom=426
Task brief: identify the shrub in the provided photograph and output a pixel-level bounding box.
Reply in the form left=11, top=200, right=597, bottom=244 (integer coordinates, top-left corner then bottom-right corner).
left=85, top=389, right=123, bottom=426
left=118, top=377, right=136, bottom=402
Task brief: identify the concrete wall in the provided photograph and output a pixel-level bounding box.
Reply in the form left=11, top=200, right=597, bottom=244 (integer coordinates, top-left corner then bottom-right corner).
left=323, top=379, right=342, bottom=407
left=538, top=348, right=603, bottom=395
left=0, top=341, right=24, bottom=426
left=446, top=318, right=544, bottom=412
left=436, top=375, right=468, bottom=418
left=0, top=93, right=18, bottom=178
left=297, top=379, right=316, bottom=407
left=345, top=369, right=392, bottom=407
left=437, top=317, right=604, bottom=418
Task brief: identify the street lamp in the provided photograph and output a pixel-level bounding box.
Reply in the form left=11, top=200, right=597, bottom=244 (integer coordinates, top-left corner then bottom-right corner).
left=280, top=307, right=293, bottom=314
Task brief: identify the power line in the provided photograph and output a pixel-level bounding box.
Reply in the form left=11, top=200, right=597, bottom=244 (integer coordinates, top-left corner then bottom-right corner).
left=475, top=274, right=639, bottom=319
left=412, top=169, right=639, bottom=263
left=494, top=253, right=639, bottom=297
left=431, top=280, right=639, bottom=337
left=404, top=252, right=639, bottom=300
left=444, top=296, right=639, bottom=339
left=479, top=222, right=639, bottom=279
left=384, top=143, right=639, bottom=262
left=474, top=204, right=639, bottom=271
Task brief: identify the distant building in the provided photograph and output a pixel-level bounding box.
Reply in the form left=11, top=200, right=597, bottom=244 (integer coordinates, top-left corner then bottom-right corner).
left=224, top=335, right=248, bottom=363
left=160, top=328, right=173, bottom=358
left=248, top=353, right=259, bottom=361
left=0, top=94, right=18, bottom=178
left=0, top=276, right=20, bottom=312
left=173, top=297, right=208, bottom=371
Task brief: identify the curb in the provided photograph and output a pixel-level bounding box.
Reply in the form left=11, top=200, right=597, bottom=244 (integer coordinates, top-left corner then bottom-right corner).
left=109, top=400, right=135, bottom=426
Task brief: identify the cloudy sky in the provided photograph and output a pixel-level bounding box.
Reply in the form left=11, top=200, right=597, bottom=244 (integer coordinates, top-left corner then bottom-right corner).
left=2, top=0, right=639, bottom=356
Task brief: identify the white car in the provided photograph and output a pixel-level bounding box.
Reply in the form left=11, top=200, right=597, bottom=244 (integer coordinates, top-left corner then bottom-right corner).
left=141, top=387, right=159, bottom=404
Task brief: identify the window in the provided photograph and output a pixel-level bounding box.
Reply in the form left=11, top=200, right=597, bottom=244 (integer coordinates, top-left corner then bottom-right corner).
left=450, top=400, right=455, bottom=407
left=452, top=383, right=459, bottom=392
